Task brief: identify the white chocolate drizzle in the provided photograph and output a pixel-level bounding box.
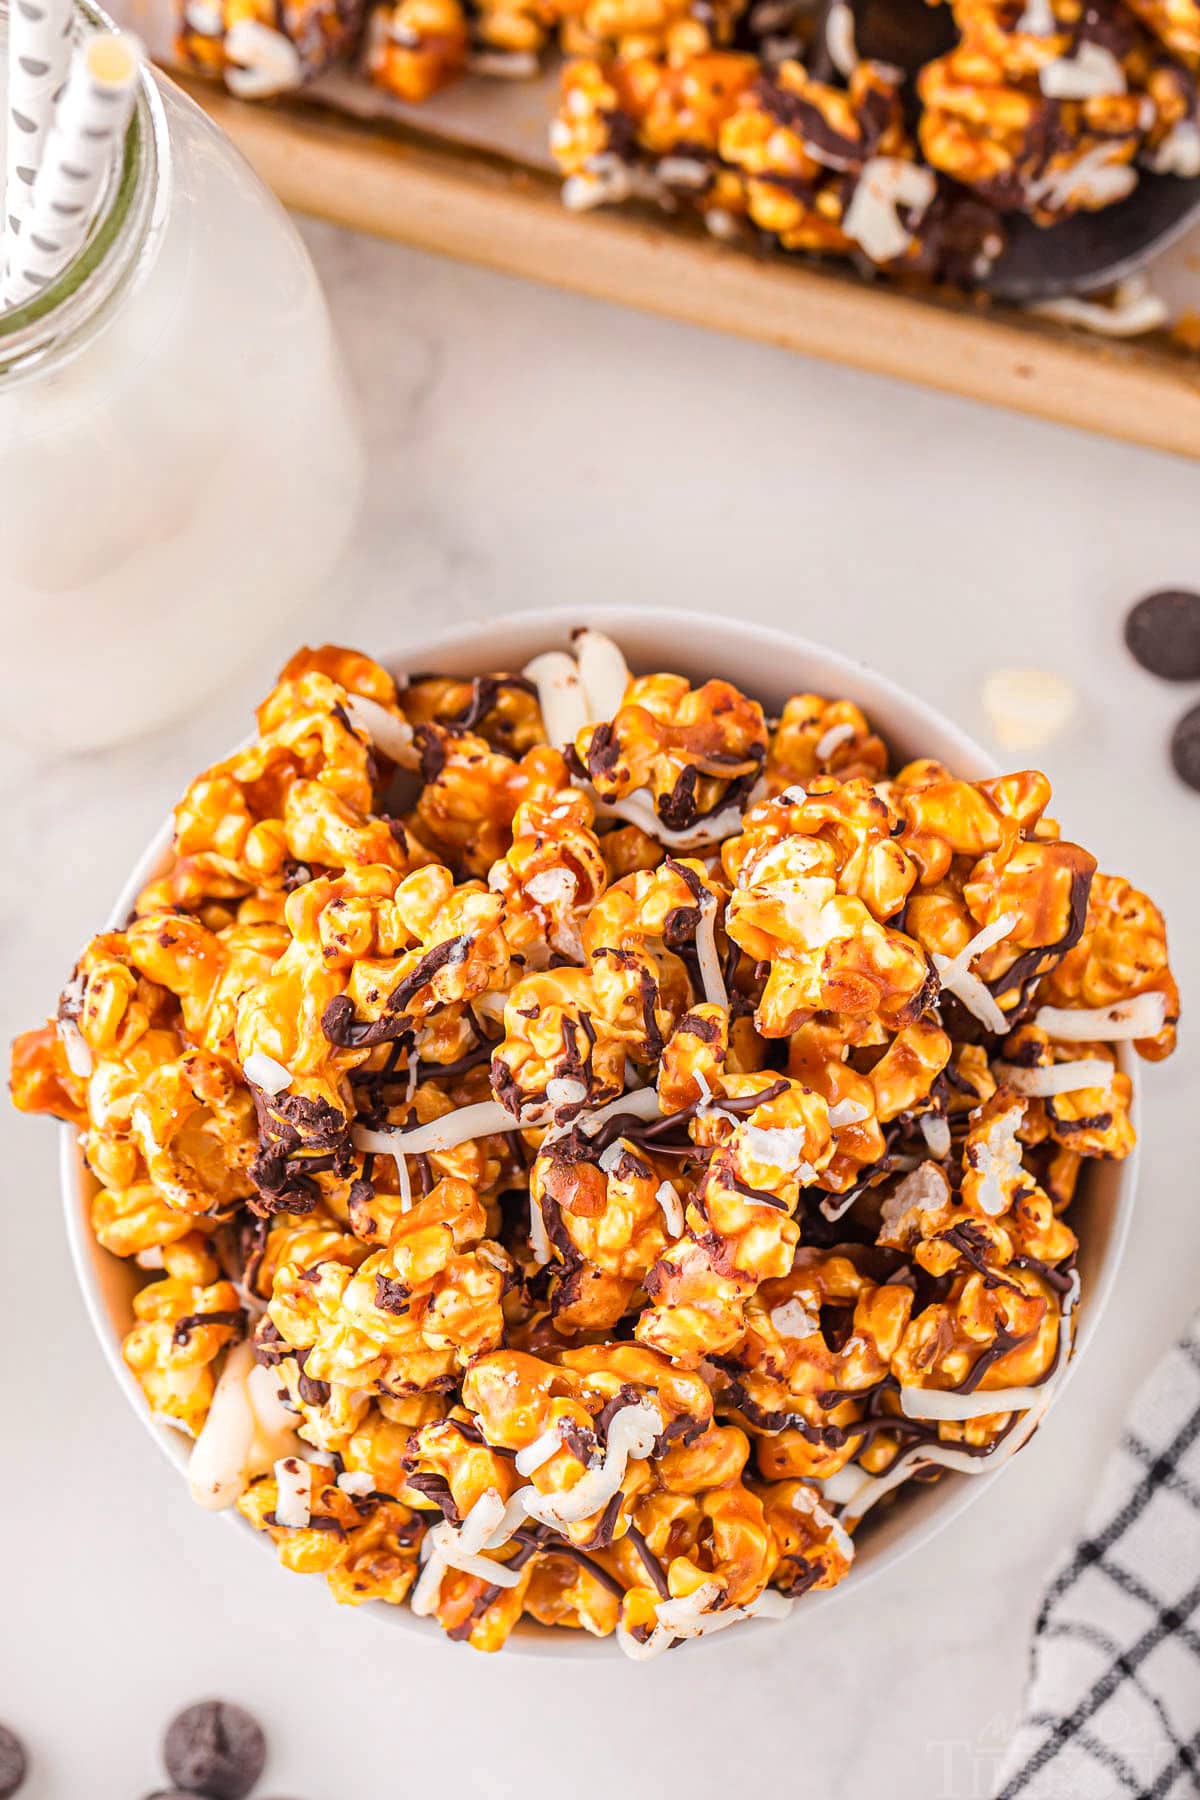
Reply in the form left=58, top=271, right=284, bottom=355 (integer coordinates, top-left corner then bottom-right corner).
left=616, top=1581, right=792, bottom=1661
left=394, top=1148, right=413, bottom=1214
left=791, top=1481, right=856, bottom=1563
left=899, top=1382, right=1044, bottom=1421
left=521, top=1400, right=663, bottom=1527
left=572, top=630, right=632, bottom=720
left=344, top=695, right=418, bottom=769
left=1029, top=142, right=1137, bottom=212
left=222, top=18, right=302, bottom=97
left=843, top=158, right=936, bottom=264
left=243, top=1051, right=293, bottom=1095
left=188, top=1341, right=258, bottom=1510
left=528, top=1192, right=552, bottom=1266
left=412, top=1489, right=525, bottom=1617
left=824, top=0, right=857, bottom=75
left=655, top=1180, right=686, bottom=1237
left=246, top=1362, right=301, bottom=1434
left=585, top=784, right=750, bottom=851
left=1147, top=122, right=1200, bottom=178
left=272, top=1456, right=312, bottom=1529
left=814, top=720, right=857, bottom=761
left=353, top=1100, right=524, bottom=1158
left=836, top=1270, right=1080, bottom=1522
left=1034, top=992, right=1166, bottom=1041
left=523, top=651, right=590, bottom=747
left=1031, top=277, right=1167, bottom=337
left=694, top=889, right=729, bottom=1009
left=992, top=1057, right=1113, bottom=1097
left=933, top=911, right=1018, bottom=1035
left=413, top=1398, right=666, bottom=1618
left=544, top=1085, right=664, bottom=1149
left=1039, top=41, right=1126, bottom=99
left=819, top=1186, right=863, bottom=1223
left=515, top=1425, right=564, bottom=1477
left=58, top=1018, right=94, bottom=1078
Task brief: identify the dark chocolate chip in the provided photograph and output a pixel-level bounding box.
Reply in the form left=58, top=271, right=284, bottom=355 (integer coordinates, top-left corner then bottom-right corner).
left=163, top=1702, right=266, bottom=1800
left=1170, top=701, right=1200, bottom=792
left=1124, top=589, right=1200, bottom=681
left=0, top=1726, right=26, bottom=1798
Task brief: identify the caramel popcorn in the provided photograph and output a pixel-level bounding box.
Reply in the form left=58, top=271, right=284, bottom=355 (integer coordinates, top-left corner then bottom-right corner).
left=563, top=0, right=745, bottom=57
left=552, top=47, right=759, bottom=205
left=176, top=0, right=365, bottom=96
left=172, top=0, right=1198, bottom=300
left=574, top=673, right=767, bottom=835
left=413, top=728, right=572, bottom=876
left=551, top=50, right=1008, bottom=280
left=918, top=0, right=1190, bottom=222
left=404, top=672, right=546, bottom=758
left=238, top=1465, right=422, bottom=1603
left=124, top=1260, right=244, bottom=1436
left=721, top=59, right=934, bottom=257
left=365, top=0, right=471, bottom=99
left=13, top=631, right=1177, bottom=1657
left=766, top=696, right=889, bottom=794
left=1037, top=871, right=1179, bottom=1059
left=169, top=650, right=419, bottom=901
left=548, top=0, right=1193, bottom=274
left=1122, top=0, right=1200, bottom=64
left=722, top=783, right=933, bottom=1039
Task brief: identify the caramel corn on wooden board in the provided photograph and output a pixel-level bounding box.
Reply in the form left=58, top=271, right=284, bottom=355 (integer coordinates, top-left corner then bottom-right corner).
left=181, top=74, right=1200, bottom=458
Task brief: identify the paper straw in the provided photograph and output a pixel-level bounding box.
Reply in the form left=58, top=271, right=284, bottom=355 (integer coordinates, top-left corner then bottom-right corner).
left=3, top=29, right=142, bottom=309
left=4, top=0, right=73, bottom=237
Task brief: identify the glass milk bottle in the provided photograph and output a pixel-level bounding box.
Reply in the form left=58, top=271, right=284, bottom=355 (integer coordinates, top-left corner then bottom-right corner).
left=0, top=0, right=365, bottom=750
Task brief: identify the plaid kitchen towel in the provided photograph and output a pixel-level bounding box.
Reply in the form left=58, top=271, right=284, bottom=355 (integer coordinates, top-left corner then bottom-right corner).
left=993, top=1315, right=1200, bottom=1800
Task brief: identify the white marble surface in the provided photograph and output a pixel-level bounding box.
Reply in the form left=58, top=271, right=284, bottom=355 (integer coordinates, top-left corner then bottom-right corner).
left=1, top=216, right=1197, bottom=1800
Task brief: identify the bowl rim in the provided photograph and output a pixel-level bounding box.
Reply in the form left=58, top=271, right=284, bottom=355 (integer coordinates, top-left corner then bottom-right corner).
left=59, top=601, right=1138, bottom=1657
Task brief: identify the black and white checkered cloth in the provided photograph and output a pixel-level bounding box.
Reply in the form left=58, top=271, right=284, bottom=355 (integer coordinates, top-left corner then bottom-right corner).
left=993, top=1316, right=1200, bottom=1800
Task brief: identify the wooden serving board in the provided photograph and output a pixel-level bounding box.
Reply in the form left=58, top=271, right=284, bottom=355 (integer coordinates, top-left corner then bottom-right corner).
left=181, top=73, right=1200, bottom=457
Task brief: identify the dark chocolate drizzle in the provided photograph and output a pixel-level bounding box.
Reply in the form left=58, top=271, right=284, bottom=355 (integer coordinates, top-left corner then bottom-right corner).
left=249, top=1091, right=355, bottom=1218
left=404, top=1472, right=462, bottom=1525
left=625, top=1525, right=670, bottom=1599
left=322, top=934, right=472, bottom=1049
left=171, top=1309, right=244, bottom=1347
left=444, top=673, right=538, bottom=734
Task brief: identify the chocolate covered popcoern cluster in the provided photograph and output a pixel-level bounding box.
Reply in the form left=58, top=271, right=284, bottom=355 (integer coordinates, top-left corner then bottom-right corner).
left=173, top=0, right=1200, bottom=290
left=11, top=633, right=1179, bottom=1655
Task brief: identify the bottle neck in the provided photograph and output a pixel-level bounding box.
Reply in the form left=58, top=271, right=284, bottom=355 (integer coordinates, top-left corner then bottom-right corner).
left=0, top=0, right=166, bottom=378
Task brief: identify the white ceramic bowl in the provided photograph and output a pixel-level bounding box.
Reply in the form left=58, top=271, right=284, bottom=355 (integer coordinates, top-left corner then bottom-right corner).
left=61, top=604, right=1137, bottom=1652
